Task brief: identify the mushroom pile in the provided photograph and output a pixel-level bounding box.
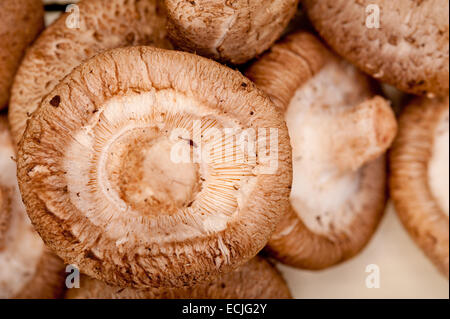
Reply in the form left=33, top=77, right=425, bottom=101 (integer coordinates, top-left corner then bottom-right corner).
left=0, top=0, right=448, bottom=298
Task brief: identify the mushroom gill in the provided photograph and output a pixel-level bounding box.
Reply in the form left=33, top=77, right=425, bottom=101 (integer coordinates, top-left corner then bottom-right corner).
left=390, top=96, right=449, bottom=278
left=66, top=256, right=292, bottom=299
left=247, top=31, right=397, bottom=269
left=17, top=46, right=292, bottom=288
left=0, top=117, right=65, bottom=299
left=9, top=0, right=173, bottom=147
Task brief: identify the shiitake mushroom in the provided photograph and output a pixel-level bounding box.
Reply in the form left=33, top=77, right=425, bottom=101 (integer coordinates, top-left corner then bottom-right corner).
left=17, top=46, right=292, bottom=288
left=0, top=0, right=44, bottom=110
left=390, top=96, right=449, bottom=278
left=66, top=256, right=292, bottom=299
left=247, top=32, right=397, bottom=269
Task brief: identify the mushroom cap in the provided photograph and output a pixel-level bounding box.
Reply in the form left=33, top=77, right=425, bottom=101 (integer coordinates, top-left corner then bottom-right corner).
left=17, top=46, right=292, bottom=288
left=247, top=32, right=396, bottom=269
left=0, top=0, right=44, bottom=110
left=267, top=158, right=387, bottom=269
left=303, top=0, right=449, bottom=96
left=0, top=117, right=65, bottom=299
left=8, top=0, right=172, bottom=147
left=164, top=0, right=299, bottom=65
left=66, top=256, right=291, bottom=299
left=390, top=96, right=449, bottom=278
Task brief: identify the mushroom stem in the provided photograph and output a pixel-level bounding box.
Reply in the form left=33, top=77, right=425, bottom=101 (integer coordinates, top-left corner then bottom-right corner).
left=0, top=187, right=11, bottom=250
left=332, top=96, right=397, bottom=173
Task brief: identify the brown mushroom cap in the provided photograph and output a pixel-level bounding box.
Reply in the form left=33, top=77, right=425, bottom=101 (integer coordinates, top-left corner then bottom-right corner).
left=8, top=0, right=172, bottom=147
left=17, top=46, right=292, bottom=288
left=66, top=256, right=291, bottom=299
left=164, top=0, right=299, bottom=65
left=303, top=0, right=449, bottom=96
left=0, top=0, right=44, bottom=110
left=390, top=96, right=449, bottom=278
left=246, top=32, right=397, bottom=269
left=0, top=117, right=65, bottom=299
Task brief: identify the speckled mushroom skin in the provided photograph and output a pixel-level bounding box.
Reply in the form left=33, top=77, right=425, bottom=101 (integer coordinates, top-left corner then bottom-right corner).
left=9, top=0, right=172, bottom=147
left=17, top=47, right=292, bottom=288
left=164, top=0, right=299, bottom=64
left=0, top=117, right=65, bottom=299
left=0, top=0, right=44, bottom=110
left=390, top=96, right=449, bottom=278
left=303, top=0, right=449, bottom=96
left=66, top=256, right=291, bottom=299
left=247, top=32, right=396, bottom=269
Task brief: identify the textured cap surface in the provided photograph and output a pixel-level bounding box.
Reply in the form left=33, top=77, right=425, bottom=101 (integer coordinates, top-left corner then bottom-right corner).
left=303, top=0, right=449, bottom=96
left=165, top=0, right=298, bottom=64
left=247, top=32, right=394, bottom=269
left=0, top=0, right=44, bottom=110
left=9, top=0, right=172, bottom=146
left=390, top=96, right=449, bottom=277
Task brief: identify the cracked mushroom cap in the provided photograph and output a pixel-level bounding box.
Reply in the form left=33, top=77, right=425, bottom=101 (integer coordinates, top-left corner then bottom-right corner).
left=303, top=0, right=449, bottom=97
left=17, top=46, right=292, bottom=288
left=0, top=117, right=65, bottom=299
left=246, top=32, right=398, bottom=269
left=0, top=0, right=44, bottom=110
left=8, top=0, right=172, bottom=147
left=164, top=0, right=299, bottom=65
left=66, top=256, right=291, bottom=299
left=390, top=96, right=449, bottom=278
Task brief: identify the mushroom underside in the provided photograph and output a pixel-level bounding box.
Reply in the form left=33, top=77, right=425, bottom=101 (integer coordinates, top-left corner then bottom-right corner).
left=0, top=117, right=65, bottom=298
left=390, top=96, right=449, bottom=278
left=165, top=0, right=299, bottom=64
left=0, top=0, right=44, bottom=110
left=268, top=157, right=387, bottom=269
left=17, top=46, right=292, bottom=288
